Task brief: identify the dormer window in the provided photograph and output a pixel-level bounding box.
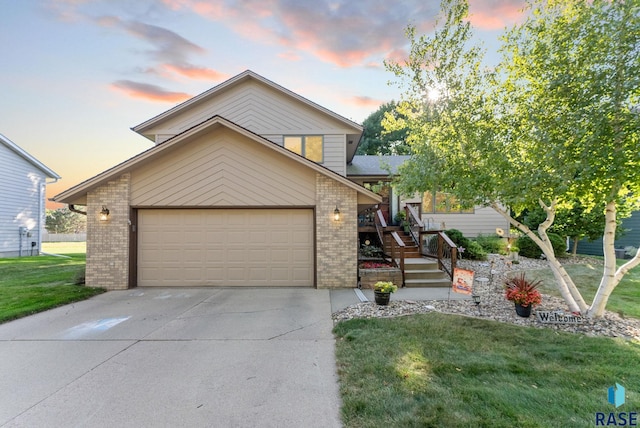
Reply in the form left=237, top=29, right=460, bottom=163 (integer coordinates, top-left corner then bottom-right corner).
left=284, top=136, right=323, bottom=163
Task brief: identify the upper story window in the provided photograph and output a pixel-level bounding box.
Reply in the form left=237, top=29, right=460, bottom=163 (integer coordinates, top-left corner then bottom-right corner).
left=284, top=136, right=323, bottom=163
left=422, top=191, right=474, bottom=214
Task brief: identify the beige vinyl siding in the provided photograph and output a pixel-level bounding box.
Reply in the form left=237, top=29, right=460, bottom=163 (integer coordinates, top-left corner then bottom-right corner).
left=421, top=206, right=510, bottom=238
left=322, top=134, right=346, bottom=175
left=0, top=143, right=46, bottom=257
left=130, top=128, right=316, bottom=206
left=140, top=81, right=353, bottom=176
left=137, top=209, right=314, bottom=287
left=146, top=81, right=358, bottom=139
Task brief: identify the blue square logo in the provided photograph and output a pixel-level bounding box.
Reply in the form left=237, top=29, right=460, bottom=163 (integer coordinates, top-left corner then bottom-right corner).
left=608, top=383, right=626, bottom=408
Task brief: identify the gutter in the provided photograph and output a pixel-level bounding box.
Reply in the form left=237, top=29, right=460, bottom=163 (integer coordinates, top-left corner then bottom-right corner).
left=69, top=204, right=87, bottom=216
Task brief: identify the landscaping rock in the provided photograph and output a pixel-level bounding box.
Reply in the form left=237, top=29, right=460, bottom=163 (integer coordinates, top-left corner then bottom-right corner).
left=333, top=254, right=640, bottom=341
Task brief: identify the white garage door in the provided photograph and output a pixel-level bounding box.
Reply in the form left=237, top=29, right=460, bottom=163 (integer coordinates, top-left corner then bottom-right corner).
left=137, top=209, right=314, bottom=287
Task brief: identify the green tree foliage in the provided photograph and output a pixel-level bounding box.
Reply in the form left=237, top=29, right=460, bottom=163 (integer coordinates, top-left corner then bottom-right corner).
left=45, top=208, right=86, bottom=234
left=356, top=101, right=410, bottom=155
left=386, top=0, right=640, bottom=317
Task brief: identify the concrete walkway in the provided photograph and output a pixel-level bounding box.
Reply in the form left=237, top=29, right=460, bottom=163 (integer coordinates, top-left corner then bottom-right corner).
left=0, top=288, right=341, bottom=428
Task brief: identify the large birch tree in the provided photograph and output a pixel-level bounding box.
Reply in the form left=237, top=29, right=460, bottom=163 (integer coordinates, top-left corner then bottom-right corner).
left=386, top=0, right=640, bottom=317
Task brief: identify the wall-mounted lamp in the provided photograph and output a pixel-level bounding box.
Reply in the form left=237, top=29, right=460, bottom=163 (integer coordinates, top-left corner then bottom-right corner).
left=333, top=206, right=341, bottom=221
left=99, top=206, right=110, bottom=221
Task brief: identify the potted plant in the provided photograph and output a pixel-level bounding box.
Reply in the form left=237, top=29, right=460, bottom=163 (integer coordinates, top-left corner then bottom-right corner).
left=504, top=273, right=542, bottom=317
left=373, top=281, right=398, bottom=306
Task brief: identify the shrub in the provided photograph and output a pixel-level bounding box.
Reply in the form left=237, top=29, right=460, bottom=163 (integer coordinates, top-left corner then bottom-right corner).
left=445, top=229, right=467, bottom=247
left=445, top=229, right=487, bottom=260
left=518, top=233, right=567, bottom=258
left=464, top=241, right=487, bottom=260
left=475, top=234, right=509, bottom=255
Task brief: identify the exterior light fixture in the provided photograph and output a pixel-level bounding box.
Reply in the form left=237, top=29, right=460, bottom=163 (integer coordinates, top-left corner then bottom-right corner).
left=333, top=206, right=341, bottom=221
left=472, top=294, right=481, bottom=306
left=99, top=206, right=110, bottom=221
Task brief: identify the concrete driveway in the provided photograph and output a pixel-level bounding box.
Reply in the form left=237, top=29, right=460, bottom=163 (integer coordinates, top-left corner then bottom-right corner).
left=0, top=288, right=341, bottom=428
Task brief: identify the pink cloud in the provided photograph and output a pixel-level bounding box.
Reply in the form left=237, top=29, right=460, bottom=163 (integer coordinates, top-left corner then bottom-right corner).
left=345, top=95, right=385, bottom=109
left=161, top=64, right=229, bottom=80
left=468, top=0, right=526, bottom=30
left=158, top=0, right=441, bottom=68
left=111, top=80, right=191, bottom=103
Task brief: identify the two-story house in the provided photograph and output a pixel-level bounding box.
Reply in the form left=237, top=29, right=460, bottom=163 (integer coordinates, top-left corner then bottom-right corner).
left=53, top=71, right=382, bottom=289
left=1, top=133, right=60, bottom=257
left=53, top=70, right=506, bottom=290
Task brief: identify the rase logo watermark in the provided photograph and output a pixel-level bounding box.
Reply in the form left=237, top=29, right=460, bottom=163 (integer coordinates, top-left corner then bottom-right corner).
left=596, top=383, right=637, bottom=426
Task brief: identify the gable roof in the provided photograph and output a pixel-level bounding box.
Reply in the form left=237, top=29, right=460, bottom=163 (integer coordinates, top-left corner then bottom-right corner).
left=347, top=155, right=410, bottom=177
left=131, top=70, right=364, bottom=162
left=0, top=133, right=60, bottom=180
left=53, top=116, right=380, bottom=205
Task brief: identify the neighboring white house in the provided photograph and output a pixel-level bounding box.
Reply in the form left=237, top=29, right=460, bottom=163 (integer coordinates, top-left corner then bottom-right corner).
left=0, top=134, right=60, bottom=257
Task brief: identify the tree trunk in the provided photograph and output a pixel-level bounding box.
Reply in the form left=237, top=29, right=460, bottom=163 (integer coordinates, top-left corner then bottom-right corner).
left=571, top=237, right=579, bottom=256
left=587, top=201, right=640, bottom=317
left=490, top=202, right=585, bottom=313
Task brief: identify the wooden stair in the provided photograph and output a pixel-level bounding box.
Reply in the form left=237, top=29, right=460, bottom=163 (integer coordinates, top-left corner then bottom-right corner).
left=383, top=229, right=421, bottom=258
left=382, top=229, right=452, bottom=288
left=402, top=258, right=452, bottom=288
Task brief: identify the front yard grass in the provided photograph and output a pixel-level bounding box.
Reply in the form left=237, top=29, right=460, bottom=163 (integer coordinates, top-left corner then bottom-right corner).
left=334, top=312, right=640, bottom=427
left=0, top=254, right=104, bottom=324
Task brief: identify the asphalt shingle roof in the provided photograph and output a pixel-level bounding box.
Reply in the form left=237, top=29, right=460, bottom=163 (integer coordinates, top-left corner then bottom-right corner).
left=347, top=155, right=410, bottom=176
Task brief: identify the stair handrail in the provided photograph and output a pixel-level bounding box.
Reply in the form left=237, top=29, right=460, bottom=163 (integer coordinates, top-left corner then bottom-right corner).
left=404, top=204, right=424, bottom=248
left=373, top=209, right=387, bottom=252
left=388, top=231, right=406, bottom=286
left=419, top=230, right=457, bottom=281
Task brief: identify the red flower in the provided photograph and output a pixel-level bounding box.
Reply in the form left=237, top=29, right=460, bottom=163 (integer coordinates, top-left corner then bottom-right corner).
left=504, top=273, right=542, bottom=307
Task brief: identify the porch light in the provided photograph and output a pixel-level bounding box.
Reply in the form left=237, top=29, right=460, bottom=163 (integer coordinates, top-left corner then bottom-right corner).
left=333, top=206, right=341, bottom=221
left=99, top=206, right=110, bottom=221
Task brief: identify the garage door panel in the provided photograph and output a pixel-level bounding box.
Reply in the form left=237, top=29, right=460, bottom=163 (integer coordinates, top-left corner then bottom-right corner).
left=138, top=209, right=313, bottom=287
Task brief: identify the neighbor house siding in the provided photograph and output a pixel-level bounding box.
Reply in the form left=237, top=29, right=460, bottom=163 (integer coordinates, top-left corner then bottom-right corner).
left=576, top=211, right=640, bottom=257
left=130, top=129, right=316, bottom=207
left=0, top=143, right=46, bottom=257
left=86, top=174, right=131, bottom=290
left=316, top=174, right=358, bottom=288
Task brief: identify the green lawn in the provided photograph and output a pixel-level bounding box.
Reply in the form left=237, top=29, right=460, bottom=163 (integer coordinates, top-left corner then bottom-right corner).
left=334, top=313, right=640, bottom=428
left=521, top=258, right=640, bottom=318
left=0, top=253, right=103, bottom=324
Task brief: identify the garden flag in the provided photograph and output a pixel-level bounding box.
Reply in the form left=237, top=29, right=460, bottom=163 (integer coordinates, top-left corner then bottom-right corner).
left=452, top=268, right=474, bottom=295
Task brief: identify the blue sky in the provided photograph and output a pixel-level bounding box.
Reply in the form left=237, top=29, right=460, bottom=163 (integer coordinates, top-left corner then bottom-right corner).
left=0, top=0, right=526, bottom=206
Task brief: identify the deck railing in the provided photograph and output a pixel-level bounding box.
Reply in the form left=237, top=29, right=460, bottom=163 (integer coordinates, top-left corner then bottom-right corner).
left=420, top=230, right=458, bottom=280
left=383, top=230, right=406, bottom=286
left=404, top=204, right=423, bottom=246
left=359, top=207, right=457, bottom=283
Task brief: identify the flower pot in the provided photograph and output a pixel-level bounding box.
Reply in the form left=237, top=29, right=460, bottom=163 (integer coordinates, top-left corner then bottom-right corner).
left=374, top=291, right=391, bottom=306
left=515, top=303, right=532, bottom=318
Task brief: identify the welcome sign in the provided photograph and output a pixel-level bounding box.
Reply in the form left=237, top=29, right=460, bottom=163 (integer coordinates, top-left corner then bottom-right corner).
left=536, top=311, right=583, bottom=324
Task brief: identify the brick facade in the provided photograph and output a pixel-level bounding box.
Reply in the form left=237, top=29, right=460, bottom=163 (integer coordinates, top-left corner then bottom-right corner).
left=84, top=172, right=363, bottom=290
left=315, top=174, right=358, bottom=288
left=86, top=174, right=130, bottom=290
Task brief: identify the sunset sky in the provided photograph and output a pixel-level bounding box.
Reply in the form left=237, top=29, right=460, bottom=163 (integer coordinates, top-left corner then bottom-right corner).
left=1, top=0, right=527, bottom=207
